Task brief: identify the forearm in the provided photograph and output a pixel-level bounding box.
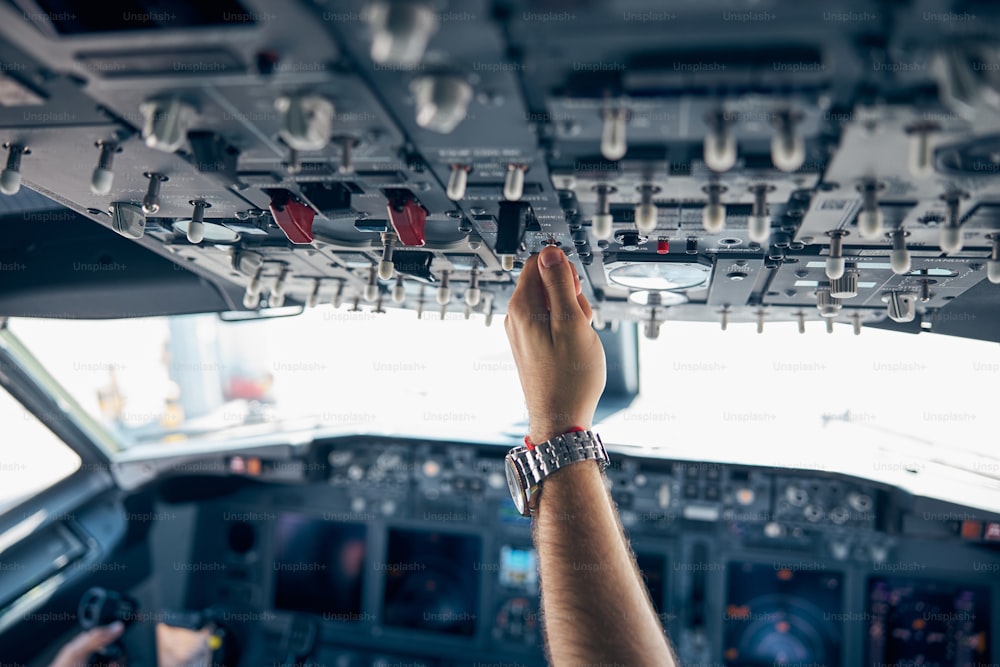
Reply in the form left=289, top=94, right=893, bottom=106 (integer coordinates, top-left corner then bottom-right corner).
left=532, top=461, right=678, bottom=667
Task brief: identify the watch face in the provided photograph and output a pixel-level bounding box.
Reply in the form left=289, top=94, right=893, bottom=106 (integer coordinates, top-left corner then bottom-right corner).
left=504, top=456, right=527, bottom=515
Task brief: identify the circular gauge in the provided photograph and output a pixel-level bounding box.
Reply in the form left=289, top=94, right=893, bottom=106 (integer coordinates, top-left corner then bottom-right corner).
left=627, top=290, right=687, bottom=306
left=171, top=220, right=240, bottom=243
left=607, top=262, right=710, bottom=291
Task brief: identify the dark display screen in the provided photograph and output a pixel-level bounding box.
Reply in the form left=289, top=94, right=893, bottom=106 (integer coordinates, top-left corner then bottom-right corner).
left=272, top=514, right=367, bottom=620
left=382, top=529, right=481, bottom=636
left=724, top=562, right=843, bottom=666
left=867, top=577, right=991, bottom=667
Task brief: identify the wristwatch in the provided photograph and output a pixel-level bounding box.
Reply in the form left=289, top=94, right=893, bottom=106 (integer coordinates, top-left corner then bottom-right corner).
left=504, top=430, right=610, bottom=516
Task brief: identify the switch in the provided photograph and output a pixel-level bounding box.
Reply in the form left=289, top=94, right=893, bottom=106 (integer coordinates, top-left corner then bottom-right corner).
left=307, top=279, right=321, bottom=308
left=392, top=275, right=406, bottom=304
left=186, top=200, right=210, bottom=244
left=939, top=190, right=968, bottom=254
left=91, top=141, right=120, bottom=195
left=412, top=75, right=473, bottom=134
left=139, top=98, right=195, bottom=153
left=600, top=108, right=628, bottom=161
left=331, top=280, right=345, bottom=309
left=704, top=111, right=736, bottom=172
left=109, top=202, right=145, bottom=239
left=857, top=179, right=884, bottom=238
left=243, top=268, right=262, bottom=309
left=503, top=163, right=527, bottom=201
left=829, top=271, right=859, bottom=299
left=770, top=110, right=805, bottom=172
left=364, top=265, right=379, bottom=302
left=816, top=288, right=841, bottom=318
left=0, top=143, right=26, bottom=195
left=447, top=164, right=470, bottom=200
left=906, top=122, right=937, bottom=177
left=385, top=190, right=428, bottom=247
left=748, top=184, right=774, bottom=244
left=701, top=183, right=726, bottom=233
left=379, top=231, right=397, bottom=280
left=883, top=291, right=916, bottom=323
left=825, top=230, right=848, bottom=280
left=989, top=234, right=1000, bottom=284
left=496, top=200, right=532, bottom=269
left=270, top=270, right=288, bottom=307
left=465, top=268, right=481, bottom=306
left=436, top=270, right=451, bottom=305
left=889, top=228, right=911, bottom=274
left=367, top=0, right=437, bottom=65
left=268, top=190, right=316, bottom=244
left=276, top=94, right=335, bottom=151
left=634, top=183, right=659, bottom=233
left=141, top=172, right=168, bottom=215
left=591, top=184, right=615, bottom=241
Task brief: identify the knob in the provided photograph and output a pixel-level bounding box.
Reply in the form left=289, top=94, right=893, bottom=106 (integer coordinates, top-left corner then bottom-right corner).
left=379, top=231, right=396, bottom=280
left=392, top=275, right=406, bottom=304
left=503, top=163, right=526, bottom=201
left=704, top=113, right=736, bottom=172
left=139, top=98, right=195, bottom=153
left=825, top=230, right=849, bottom=280
left=592, top=184, right=615, bottom=240
left=701, top=183, right=726, bottom=233
left=367, top=0, right=437, bottom=65
left=412, top=75, right=473, bottom=134
left=600, top=108, right=628, bottom=161
left=91, top=141, right=119, bottom=195
left=989, top=235, right=1000, bottom=284
left=816, top=288, right=841, bottom=318
left=186, top=200, right=210, bottom=244
left=276, top=94, right=335, bottom=151
left=437, top=270, right=451, bottom=305
left=447, top=164, right=470, bottom=200
left=748, top=185, right=773, bottom=244
left=883, top=291, right=916, bottom=323
left=889, top=229, right=911, bottom=274
left=771, top=111, right=805, bottom=172
left=829, top=271, right=859, bottom=299
left=634, top=184, right=659, bottom=233
left=141, top=172, right=167, bottom=215
left=857, top=179, right=884, bottom=239
left=0, top=143, right=26, bottom=195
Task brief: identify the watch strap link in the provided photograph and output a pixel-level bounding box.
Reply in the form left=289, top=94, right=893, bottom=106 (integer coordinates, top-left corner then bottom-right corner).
left=515, top=430, right=608, bottom=489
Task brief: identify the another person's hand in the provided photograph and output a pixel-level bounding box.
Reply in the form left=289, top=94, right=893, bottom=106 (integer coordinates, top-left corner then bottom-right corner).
left=505, top=245, right=606, bottom=444
left=49, top=622, right=124, bottom=667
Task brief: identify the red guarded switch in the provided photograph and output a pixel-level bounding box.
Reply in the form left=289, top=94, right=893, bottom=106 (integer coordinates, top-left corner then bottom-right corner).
left=385, top=190, right=427, bottom=247
left=657, top=238, right=670, bottom=254
left=268, top=190, right=316, bottom=244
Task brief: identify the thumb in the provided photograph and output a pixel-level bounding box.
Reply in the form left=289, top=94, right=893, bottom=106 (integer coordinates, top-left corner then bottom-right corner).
left=66, top=622, right=125, bottom=658
left=537, top=247, right=583, bottom=327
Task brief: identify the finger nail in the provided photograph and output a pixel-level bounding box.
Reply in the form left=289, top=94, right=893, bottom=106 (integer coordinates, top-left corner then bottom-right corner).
left=540, top=248, right=564, bottom=268
left=109, top=621, right=125, bottom=634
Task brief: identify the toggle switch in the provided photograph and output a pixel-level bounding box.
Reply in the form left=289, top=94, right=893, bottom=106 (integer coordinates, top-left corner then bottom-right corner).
left=770, top=110, right=805, bottom=172
left=244, top=267, right=263, bottom=309
left=889, top=228, right=911, bottom=275
left=269, top=190, right=316, bottom=244
left=367, top=0, right=437, bottom=65
left=412, top=75, right=473, bottom=134
left=939, top=190, right=969, bottom=254
left=307, top=279, right=321, bottom=308
left=385, top=190, right=428, bottom=247
left=825, top=230, right=849, bottom=280
left=465, top=268, right=481, bottom=306
left=795, top=311, right=806, bottom=334
left=634, top=183, right=659, bottom=233
left=989, top=234, right=1000, bottom=284
left=857, top=179, right=884, bottom=239
left=755, top=308, right=766, bottom=334
left=447, top=164, right=470, bottom=200
left=141, top=172, right=168, bottom=215
left=109, top=202, right=146, bottom=239
left=270, top=270, right=288, bottom=308
left=704, top=111, right=736, bottom=172
left=906, top=122, right=938, bottom=178
left=496, top=200, right=532, bottom=270
left=503, top=163, right=527, bottom=201
left=600, top=108, right=628, bottom=161
left=379, top=231, right=397, bottom=280
left=186, top=200, right=211, bottom=244
left=0, top=143, right=27, bottom=195
left=591, top=184, right=615, bottom=241
left=139, top=98, right=195, bottom=153
left=437, top=270, right=451, bottom=305
left=701, top=183, right=727, bottom=233
left=392, top=275, right=406, bottom=304
left=276, top=94, right=335, bottom=151
left=748, top=184, right=775, bottom=244
left=364, top=265, right=379, bottom=303
left=331, top=280, right=345, bottom=309
left=91, top=141, right=121, bottom=195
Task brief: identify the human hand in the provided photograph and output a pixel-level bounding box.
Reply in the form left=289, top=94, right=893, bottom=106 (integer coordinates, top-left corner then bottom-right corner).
left=49, top=622, right=124, bottom=667
left=504, top=245, right=606, bottom=444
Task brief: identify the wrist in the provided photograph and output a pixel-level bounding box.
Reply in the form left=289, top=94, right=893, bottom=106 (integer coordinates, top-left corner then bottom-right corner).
left=527, top=423, right=591, bottom=448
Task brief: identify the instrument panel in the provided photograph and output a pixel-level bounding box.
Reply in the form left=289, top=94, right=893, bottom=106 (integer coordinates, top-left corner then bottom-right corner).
left=133, top=435, right=1000, bottom=666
